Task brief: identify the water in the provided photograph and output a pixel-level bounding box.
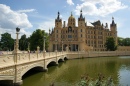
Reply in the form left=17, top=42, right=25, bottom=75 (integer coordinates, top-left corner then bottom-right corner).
left=21, top=56, right=130, bottom=86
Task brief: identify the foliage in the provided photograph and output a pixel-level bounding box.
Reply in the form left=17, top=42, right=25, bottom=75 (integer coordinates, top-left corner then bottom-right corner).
left=29, top=29, right=49, bottom=51
left=118, top=37, right=130, bottom=46
left=78, top=73, right=115, bottom=86
left=19, top=34, right=29, bottom=50
left=118, top=37, right=124, bottom=46
left=0, top=47, right=2, bottom=51
left=105, top=37, right=117, bottom=51
left=0, top=32, right=14, bottom=51
left=0, top=41, right=1, bottom=49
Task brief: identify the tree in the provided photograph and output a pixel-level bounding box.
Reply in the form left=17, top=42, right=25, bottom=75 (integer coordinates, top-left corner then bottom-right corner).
left=105, top=37, right=117, bottom=51
left=122, top=38, right=130, bottom=46
left=118, top=37, right=130, bottom=46
left=118, top=37, right=124, bottom=46
left=19, top=34, right=29, bottom=50
left=0, top=41, right=1, bottom=48
left=0, top=32, right=14, bottom=51
left=29, top=29, right=49, bottom=51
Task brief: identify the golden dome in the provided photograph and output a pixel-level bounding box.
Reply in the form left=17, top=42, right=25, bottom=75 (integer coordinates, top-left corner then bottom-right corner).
left=68, top=12, right=75, bottom=20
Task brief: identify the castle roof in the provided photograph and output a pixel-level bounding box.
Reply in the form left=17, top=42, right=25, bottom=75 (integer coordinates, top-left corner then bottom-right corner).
left=69, top=12, right=75, bottom=19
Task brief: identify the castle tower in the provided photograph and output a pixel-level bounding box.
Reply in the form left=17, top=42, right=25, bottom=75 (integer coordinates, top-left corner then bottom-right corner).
left=110, top=17, right=118, bottom=45
left=55, top=11, right=62, bottom=28
left=78, top=10, right=86, bottom=51
left=54, top=12, right=62, bottom=51
left=78, top=10, right=85, bottom=27
left=68, top=12, right=76, bottom=27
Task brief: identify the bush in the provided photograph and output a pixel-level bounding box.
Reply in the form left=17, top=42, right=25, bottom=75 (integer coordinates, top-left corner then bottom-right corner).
left=78, top=73, right=115, bottom=86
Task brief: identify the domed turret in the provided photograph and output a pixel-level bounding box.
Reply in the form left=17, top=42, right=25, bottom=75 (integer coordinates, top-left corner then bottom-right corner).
left=69, top=12, right=75, bottom=20
left=68, top=12, right=75, bottom=27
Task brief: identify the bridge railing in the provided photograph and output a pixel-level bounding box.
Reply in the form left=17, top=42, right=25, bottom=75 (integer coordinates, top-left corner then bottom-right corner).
left=0, top=54, right=14, bottom=68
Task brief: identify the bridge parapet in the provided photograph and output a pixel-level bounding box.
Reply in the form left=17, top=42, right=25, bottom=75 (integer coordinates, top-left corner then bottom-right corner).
left=0, top=55, right=14, bottom=68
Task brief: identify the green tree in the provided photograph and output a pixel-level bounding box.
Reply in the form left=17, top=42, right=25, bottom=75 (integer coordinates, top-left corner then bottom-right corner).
left=29, top=29, right=49, bottom=51
left=122, top=38, right=130, bottom=46
left=19, top=34, right=29, bottom=50
left=118, top=37, right=124, bottom=46
left=0, top=42, right=2, bottom=51
left=118, top=37, right=130, bottom=46
left=105, top=37, right=117, bottom=51
left=0, top=32, right=14, bottom=51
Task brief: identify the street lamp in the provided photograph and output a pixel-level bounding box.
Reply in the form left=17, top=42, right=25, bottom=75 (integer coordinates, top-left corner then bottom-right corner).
left=43, top=36, right=46, bottom=52
left=14, top=27, right=20, bottom=85
left=16, top=27, right=20, bottom=53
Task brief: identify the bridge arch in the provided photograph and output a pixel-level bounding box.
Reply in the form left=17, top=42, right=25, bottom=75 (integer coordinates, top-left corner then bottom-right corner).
left=20, top=63, right=45, bottom=79
left=46, top=60, right=57, bottom=68
left=64, top=57, right=68, bottom=60
left=58, top=58, right=64, bottom=62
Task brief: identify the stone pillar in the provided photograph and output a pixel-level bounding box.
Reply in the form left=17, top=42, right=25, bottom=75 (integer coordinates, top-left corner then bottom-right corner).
left=37, top=46, right=40, bottom=59
left=43, top=36, right=46, bottom=52
left=13, top=80, right=23, bottom=86
left=13, top=27, right=22, bottom=86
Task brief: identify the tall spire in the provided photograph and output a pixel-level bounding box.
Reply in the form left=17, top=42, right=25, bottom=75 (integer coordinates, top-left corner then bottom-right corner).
left=80, top=9, right=83, bottom=19
left=71, top=11, right=73, bottom=16
left=80, top=9, right=82, bottom=14
left=111, top=17, right=115, bottom=26
left=57, top=11, right=60, bottom=19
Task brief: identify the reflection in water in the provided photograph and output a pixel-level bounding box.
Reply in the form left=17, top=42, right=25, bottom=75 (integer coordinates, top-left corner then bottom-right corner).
left=119, top=65, right=130, bottom=86
left=21, top=56, right=130, bottom=86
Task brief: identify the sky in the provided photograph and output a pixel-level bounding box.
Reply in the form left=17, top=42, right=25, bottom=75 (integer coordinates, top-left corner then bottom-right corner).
left=0, top=0, right=130, bottom=39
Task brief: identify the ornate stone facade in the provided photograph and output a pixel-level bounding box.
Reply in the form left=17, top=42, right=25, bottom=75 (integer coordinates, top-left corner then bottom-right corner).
left=48, top=10, right=117, bottom=51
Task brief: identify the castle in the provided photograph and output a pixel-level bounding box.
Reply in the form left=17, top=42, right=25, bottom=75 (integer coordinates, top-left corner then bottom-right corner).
left=48, top=10, right=117, bottom=51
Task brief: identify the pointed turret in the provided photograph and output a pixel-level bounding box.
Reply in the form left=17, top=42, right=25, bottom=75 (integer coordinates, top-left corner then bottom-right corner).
left=55, top=11, right=61, bottom=22
left=57, top=11, right=60, bottom=20
left=111, top=17, right=116, bottom=26
left=78, top=10, right=85, bottom=27
left=80, top=9, right=83, bottom=19
left=110, top=17, right=117, bottom=45
left=55, top=11, right=62, bottom=28
left=78, top=9, right=85, bottom=21
left=110, top=17, right=116, bottom=31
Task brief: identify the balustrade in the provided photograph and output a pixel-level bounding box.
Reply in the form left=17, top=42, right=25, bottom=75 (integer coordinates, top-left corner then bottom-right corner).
left=0, top=51, right=130, bottom=68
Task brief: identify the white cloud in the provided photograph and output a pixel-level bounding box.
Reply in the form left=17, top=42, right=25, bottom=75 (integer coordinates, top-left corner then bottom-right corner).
left=0, top=27, right=31, bottom=39
left=38, top=19, right=55, bottom=33
left=0, top=4, right=33, bottom=38
left=67, top=0, right=74, bottom=5
left=17, top=9, right=36, bottom=13
left=75, top=0, right=127, bottom=16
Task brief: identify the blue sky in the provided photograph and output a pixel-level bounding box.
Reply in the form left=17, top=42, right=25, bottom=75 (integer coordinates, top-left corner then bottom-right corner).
left=0, top=0, right=130, bottom=38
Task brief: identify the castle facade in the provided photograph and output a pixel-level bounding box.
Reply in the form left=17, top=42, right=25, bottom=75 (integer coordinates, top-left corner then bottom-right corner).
left=48, top=10, right=117, bottom=51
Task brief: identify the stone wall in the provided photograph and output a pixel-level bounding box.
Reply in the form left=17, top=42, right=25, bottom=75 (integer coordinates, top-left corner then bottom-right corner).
left=67, top=51, right=130, bottom=59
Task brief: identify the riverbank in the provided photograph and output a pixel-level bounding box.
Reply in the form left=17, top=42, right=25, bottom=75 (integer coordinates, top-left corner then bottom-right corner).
left=67, top=51, right=130, bottom=59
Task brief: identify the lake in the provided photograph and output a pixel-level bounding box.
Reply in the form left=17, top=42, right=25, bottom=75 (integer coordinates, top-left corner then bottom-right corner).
left=21, top=56, right=130, bottom=86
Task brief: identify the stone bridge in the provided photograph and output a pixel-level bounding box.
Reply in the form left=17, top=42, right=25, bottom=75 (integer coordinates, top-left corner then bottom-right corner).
left=0, top=51, right=68, bottom=86
left=0, top=51, right=130, bottom=86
